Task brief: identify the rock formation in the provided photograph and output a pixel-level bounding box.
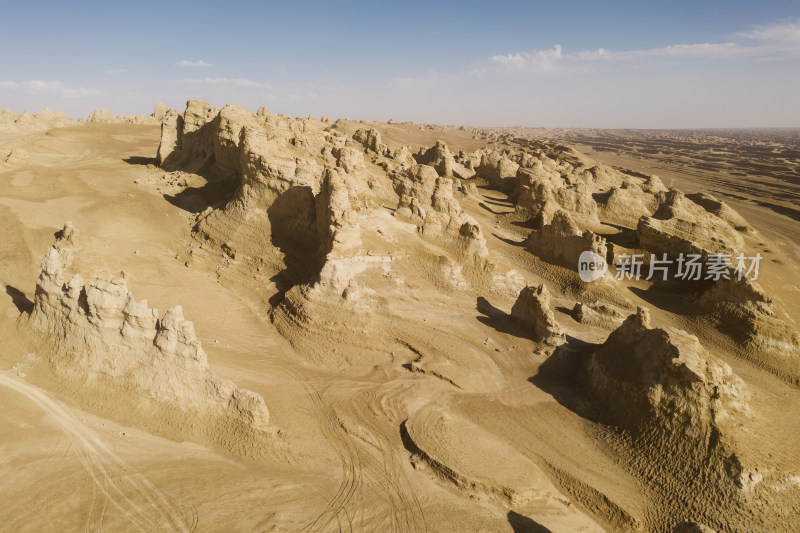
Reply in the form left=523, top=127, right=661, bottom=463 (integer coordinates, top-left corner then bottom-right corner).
left=516, top=180, right=601, bottom=228
left=353, top=127, right=388, bottom=156
left=588, top=308, right=750, bottom=437
left=24, top=225, right=271, bottom=453
left=0, top=108, right=75, bottom=131
left=525, top=210, right=607, bottom=270
left=477, top=150, right=519, bottom=192
left=510, top=284, right=565, bottom=345
left=686, top=192, right=754, bottom=234
left=638, top=189, right=745, bottom=257
left=86, top=104, right=164, bottom=126
left=698, top=277, right=800, bottom=356
left=415, top=140, right=474, bottom=179
left=392, top=164, right=488, bottom=261
left=595, top=180, right=663, bottom=228
left=571, top=301, right=626, bottom=328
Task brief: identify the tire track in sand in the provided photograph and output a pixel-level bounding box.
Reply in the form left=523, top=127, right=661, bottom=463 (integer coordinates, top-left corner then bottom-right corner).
left=0, top=371, right=194, bottom=532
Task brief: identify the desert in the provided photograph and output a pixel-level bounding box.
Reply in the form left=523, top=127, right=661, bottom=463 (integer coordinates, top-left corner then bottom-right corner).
left=2, top=4, right=800, bottom=533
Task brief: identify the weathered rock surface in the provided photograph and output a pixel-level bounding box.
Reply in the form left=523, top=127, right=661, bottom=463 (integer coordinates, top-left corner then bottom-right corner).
left=525, top=210, right=607, bottom=269
left=477, top=150, right=519, bottom=192
left=572, top=301, right=626, bottom=328
left=698, top=277, right=800, bottom=356
left=415, top=140, right=475, bottom=179
left=392, top=164, right=488, bottom=261
left=588, top=307, right=750, bottom=436
left=25, top=225, right=271, bottom=453
left=638, top=189, right=745, bottom=257
left=353, top=127, right=388, bottom=156
left=595, top=181, right=663, bottom=228
left=510, top=284, right=565, bottom=345
left=0, top=108, right=75, bottom=131
left=686, top=192, right=754, bottom=234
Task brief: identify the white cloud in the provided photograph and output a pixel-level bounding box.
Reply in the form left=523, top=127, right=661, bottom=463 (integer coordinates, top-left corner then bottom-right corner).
left=736, top=18, right=800, bottom=44
left=176, top=60, right=213, bottom=67
left=490, top=45, right=563, bottom=71
left=0, top=80, right=99, bottom=97
left=576, top=42, right=745, bottom=61
left=181, top=77, right=272, bottom=89
left=490, top=19, right=800, bottom=72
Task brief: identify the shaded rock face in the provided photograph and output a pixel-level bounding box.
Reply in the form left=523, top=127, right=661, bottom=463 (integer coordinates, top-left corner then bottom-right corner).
left=525, top=210, right=607, bottom=270
left=157, top=109, right=183, bottom=165
left=510, top=284, right=565, bottom=345
left=588, top=308, right=749, bottom=438
left=25, top=225, right=271, bottom=453
left=673, top=522, right=717, bottom=533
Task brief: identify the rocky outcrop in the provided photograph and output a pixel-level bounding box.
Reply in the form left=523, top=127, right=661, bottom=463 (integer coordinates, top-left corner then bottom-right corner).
left=525, top=210, right=607, bottom=270
left=516, top=180, right=600, bottom=229
left=0, top=108, right=75, bottom=131
left=24, top=225, right=271, bottom=453
left=415, top=140, right=475, bottom=179
left=638, top=189, right=745, bottom=257
left=314, top=167, right=365, bottom=291
left=571, top=301, right=626, bottom=328
left=353, top=128, right=388, bottom=156
left=686, top=192, right=754, bottom=234
left=392, top=164, right=488, bottom=261
left=698, top=277, right=800, bottom=356
left=477, top=150, right=519, bottom=192
left=588, top=308, right=750, bottom=436
left=85, top=104, right=165, bottom=126
left=157, top=109, right=183, bottom=165
left=153, top=102, right=167, bottom=121
left=510, top=284, right=565, bottom=345
left=0, top=108, right=15, bottom=124
left=595, top=181, right=663, bottom=228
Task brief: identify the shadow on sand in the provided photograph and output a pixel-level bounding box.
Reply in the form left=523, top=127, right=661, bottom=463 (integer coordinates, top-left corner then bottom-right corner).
left=507, top=510, right=552, bottom=532
left=528, top=334, right=601, bottom=423
left=5, top=285, right=33, bottom=313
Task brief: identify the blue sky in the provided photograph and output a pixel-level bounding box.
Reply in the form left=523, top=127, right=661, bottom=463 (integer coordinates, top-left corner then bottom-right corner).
left=1, top=0, right=799, bottom=127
